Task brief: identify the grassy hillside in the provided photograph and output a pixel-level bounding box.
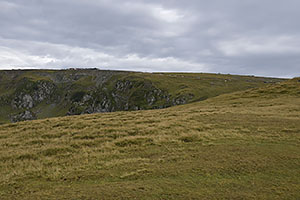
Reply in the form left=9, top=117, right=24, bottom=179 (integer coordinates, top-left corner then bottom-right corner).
left=0, top=78, right=299, bottom=199
left=0, top=69, right=284, bottom=123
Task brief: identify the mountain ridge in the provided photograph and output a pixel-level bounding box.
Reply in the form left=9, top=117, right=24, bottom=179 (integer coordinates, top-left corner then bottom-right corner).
left=0, top=69, right=285, bottom=124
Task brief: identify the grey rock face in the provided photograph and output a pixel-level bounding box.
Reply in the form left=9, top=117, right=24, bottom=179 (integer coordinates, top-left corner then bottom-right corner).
left=82, top=94, right=92, bottom=103
left=115, top=80, right=133, bottom=91
left=12, top=94, right=34, bottom=109
left=23, top=94, right=33, bottom=108
left=11, top=110, right=36, bottom=122
left=2, top=70, right=198, bottom=122
left=11, top=80, right=56, bottom=109
left=32, top=81, right=56, bottom=102
left=66, top=79, right=173, bottom=115
left=172, top=94, right=194, bottom=105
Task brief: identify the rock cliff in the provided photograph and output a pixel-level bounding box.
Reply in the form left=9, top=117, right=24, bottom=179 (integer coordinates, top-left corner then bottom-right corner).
left=0, top=69, right=284, bottom=123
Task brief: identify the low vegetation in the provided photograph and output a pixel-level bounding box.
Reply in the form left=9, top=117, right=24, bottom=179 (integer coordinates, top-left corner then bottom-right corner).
left=0, top=69, right=284, bottom=123
left=0, top=78, right=299, bottom=199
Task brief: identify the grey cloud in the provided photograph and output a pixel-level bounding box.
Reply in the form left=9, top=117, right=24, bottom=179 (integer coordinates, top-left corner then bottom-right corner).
left=0, top=0, right=299, bottom=77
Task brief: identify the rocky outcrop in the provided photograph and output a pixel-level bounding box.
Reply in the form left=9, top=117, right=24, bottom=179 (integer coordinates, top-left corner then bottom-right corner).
left=172, top=94, right=194, bottom=105
left=6, top=75, right=195, bottom=120
left=12, top=94, right=34, bottom=109
left=32, top=81, right=56, bottom=102
left=67, top=79, right=173, bottom=115
left=2, top=69, right=237, bottom=123
left=11, top=80, right=56, bottom=109
left=11, top=110, right=36, bottom=122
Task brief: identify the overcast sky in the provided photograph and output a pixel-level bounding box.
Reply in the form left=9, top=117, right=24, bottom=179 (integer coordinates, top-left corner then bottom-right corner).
left=0, top=0, right=299, bottom=77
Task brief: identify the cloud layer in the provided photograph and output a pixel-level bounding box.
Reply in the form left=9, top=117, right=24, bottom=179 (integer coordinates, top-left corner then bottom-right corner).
left=0, top=0, right=299, bottom=77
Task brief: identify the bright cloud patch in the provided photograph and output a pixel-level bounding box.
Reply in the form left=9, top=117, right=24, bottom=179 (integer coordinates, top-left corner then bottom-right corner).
left=0, top=39, right=207, bottom=72
left=218, top=36, right=300, bottom=56
left=152, top=6, right=184, bottom=23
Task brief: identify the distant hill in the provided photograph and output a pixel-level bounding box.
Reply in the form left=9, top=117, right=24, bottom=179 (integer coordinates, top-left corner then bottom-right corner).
left=0, top=69, right=284, bottom=123
left=0, top=77, right=299, bottom=199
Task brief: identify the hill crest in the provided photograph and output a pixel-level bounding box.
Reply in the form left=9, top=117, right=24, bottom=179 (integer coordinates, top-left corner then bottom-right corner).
left=0, top=69, right=285, bottom=123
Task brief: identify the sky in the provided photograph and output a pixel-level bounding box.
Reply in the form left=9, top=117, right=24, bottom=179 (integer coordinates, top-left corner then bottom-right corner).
left=0, top=0, right=299, bottom=78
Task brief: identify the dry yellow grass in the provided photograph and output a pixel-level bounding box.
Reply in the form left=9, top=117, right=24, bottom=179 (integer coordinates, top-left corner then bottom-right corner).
left=0, top=78, right=299, bottom=199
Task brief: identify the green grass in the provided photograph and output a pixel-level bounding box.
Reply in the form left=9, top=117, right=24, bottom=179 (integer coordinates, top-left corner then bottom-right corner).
left=33, top=102, right=70, bottom=119
left=0, top=70, right=285, bottom=123
left=0, top=78, right=299, bottom=199
left=134, top=72, right=284, bottom=102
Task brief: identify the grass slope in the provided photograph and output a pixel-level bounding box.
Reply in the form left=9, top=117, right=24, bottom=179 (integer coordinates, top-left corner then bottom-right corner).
left=0, top=69, right=284, bottom=123
left=0, top=78, right=299, bottom=199
left=128, top=72, right=284, bottom=102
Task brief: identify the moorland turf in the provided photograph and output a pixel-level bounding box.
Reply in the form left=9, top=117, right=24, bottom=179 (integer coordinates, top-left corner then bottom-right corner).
left=0, top=78, right=299, bottom=199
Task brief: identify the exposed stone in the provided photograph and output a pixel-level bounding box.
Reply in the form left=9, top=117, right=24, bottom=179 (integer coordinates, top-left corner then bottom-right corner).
left=115, top=80, right=133, bottom=91
left=32, top=81, right=55, bottom=102
left=12, top=94, right=34, bottom=109
left=172, top=94, right=194, bottom=106
left=2, top=71, right=201, bottom=122
left=82, top=94, right=92, bottom=102
left=11, top=110, right=36, bottom=122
